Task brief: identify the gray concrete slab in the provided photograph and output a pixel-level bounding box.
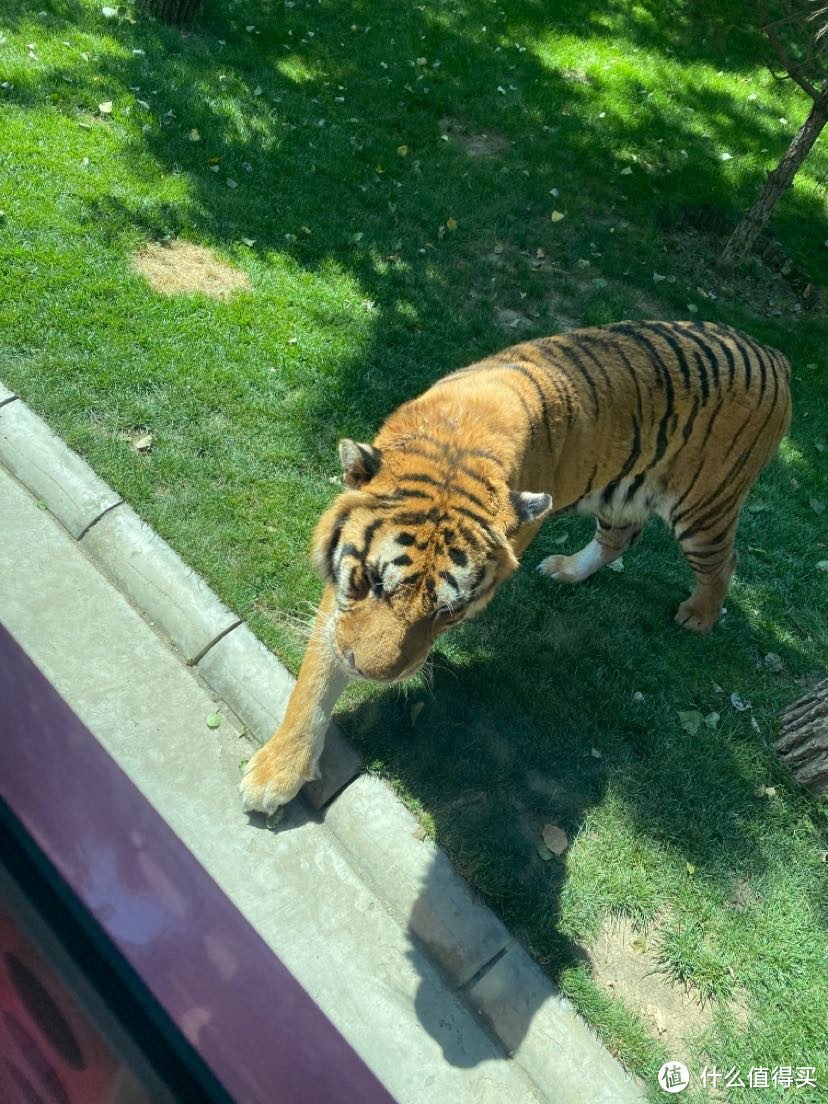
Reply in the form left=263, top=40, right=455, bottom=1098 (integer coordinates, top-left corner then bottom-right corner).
left=81, top=502, right=240, bottom=663
left=0, top=399, right=120, bottom=537
left=325, top=774, right=510, bottom=986
left=0, top=467, right=549, bottom=1104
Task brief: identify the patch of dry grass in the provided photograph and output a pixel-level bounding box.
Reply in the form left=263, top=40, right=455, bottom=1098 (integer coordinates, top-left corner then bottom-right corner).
left=132, top=240, right=251, bottom=299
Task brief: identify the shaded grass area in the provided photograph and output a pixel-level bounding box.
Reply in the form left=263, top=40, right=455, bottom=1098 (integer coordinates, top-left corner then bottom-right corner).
left=1, top=0, right=827, bottom=1097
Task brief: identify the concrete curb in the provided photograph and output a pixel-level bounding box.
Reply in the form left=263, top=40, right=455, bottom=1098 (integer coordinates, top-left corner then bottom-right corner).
left=324, top=774, right=512, bottom=987
left=467, top=945, right=643, bottom=1103
left=0, top=383, right=645, bottom=1102
left=0, top=399, right=121, bottom=538
left=81, top=502, right=241, bottom=663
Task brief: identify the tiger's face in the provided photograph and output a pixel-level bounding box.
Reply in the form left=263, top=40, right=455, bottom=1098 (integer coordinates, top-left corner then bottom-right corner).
left=311, top=439, right=553, bottom=683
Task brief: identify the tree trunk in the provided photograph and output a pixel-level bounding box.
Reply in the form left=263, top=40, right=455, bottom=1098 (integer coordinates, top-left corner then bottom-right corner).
left=775, top=678, right=828, bottom=796
left=138, top=0, right=203, bottom=24
left=718, top=83, right=828, bottom=269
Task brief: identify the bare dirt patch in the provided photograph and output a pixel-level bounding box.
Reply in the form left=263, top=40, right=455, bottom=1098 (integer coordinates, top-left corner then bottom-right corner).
left=439, top=117, right=511, bottom=159
left=585, top=914, right=747, bottom=1067
left=132, top=239, right=251, bottom=298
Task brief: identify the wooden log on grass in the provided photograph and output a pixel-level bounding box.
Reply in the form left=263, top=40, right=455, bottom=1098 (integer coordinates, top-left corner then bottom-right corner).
left=775, top=678, right=828, bottom=795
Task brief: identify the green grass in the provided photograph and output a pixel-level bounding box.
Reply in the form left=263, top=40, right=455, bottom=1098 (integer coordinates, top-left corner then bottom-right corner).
left=1, top=0, right=827, bottom=1098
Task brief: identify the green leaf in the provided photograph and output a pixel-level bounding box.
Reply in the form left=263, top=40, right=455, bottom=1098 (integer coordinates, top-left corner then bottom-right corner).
left=206, top=712, right=222, bottom=729
left=678, top=709, right=703, bottom=736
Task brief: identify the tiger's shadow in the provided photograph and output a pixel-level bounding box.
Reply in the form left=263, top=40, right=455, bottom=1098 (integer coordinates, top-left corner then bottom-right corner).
left=332, top=524, right=814, bottom=1065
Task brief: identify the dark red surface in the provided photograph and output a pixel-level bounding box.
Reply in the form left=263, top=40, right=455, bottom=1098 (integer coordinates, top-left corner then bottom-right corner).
left=0, top=622, right=394, bottom=1104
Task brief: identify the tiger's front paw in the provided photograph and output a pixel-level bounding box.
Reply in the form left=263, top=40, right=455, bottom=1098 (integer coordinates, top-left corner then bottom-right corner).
left=674, top=595, right=720, bottom=634
left=537, top=554, right=580, bottom=584
left=239, top=740, right=318, bottom=815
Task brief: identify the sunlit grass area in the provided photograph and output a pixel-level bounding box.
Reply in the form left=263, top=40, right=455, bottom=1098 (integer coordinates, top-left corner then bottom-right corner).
left=1, top=0, right=826, bottom=1098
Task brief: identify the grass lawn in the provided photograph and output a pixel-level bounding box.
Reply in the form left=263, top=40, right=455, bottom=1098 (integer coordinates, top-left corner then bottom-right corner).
left=2, top=0, right=827, bottom=1097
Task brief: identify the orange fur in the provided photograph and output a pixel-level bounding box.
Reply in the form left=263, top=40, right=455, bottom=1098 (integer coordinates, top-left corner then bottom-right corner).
left=241, top=321, right=791, bottom=813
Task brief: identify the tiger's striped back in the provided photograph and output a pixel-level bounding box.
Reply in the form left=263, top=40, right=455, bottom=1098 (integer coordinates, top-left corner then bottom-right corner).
left=240, top=320, right=792, bottom=813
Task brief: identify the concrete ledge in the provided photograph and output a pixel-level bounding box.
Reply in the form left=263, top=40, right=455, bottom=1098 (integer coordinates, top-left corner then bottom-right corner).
left=0, top=400, right=121, bottom=538
left=467, top=945, right=644, bottom=1103
left=0, top=382, right=16, bottom=407
left=81, top=503, right=240, bottom=663
left=197, top=623, right=363, bottom=808
left=197, top=622, right=296, bottom=741
left=324, top=774, right=510, bottom=986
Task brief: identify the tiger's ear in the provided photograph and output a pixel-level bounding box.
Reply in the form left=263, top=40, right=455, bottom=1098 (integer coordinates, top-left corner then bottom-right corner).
left=339, top=439, right=382, bottom=488
left=509, top=490, right=554, bottom=529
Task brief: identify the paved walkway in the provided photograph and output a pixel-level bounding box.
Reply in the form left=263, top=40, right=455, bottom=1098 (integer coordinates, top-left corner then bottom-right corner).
left=0, top=388, right=644, bottom=1104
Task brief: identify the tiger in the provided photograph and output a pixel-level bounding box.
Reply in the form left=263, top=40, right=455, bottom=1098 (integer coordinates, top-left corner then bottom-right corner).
left=240, top=319, right=791, bottom=814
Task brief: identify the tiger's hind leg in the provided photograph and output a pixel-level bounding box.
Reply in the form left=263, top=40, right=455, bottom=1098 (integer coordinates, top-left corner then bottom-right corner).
left=673, top=519, right=739, bottom=633
left=538, top=518, right=643, bottom=584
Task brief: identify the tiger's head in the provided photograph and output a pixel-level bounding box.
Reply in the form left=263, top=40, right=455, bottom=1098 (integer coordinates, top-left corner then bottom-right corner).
left=311, top=438, right=553, bottom=683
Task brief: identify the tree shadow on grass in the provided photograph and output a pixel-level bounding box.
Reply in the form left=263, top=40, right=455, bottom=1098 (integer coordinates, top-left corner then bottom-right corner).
left=5, top=0, right=826, bottom=453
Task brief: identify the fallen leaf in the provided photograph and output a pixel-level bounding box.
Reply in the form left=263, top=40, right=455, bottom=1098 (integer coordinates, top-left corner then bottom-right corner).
left=763, top=652, right=784, bottom=673
left=446, top=216, right=458, bottom=231
left=98, top=100, right=113, bottom=114
left=550, top=210, right=566, bottom=222
left=678, top=709, right=703, bottom=736
left=207, top=156, right=221, bottom=164
left=412, top=825, right=427, bottom=841
left=686, top=861, right=696, bottom=875
left=132, top=432, right=153, bottom=452
left=206, top=712, right=222, bottom=729
left=720, top=151, right=733, bottom=161
left=606, top=557, right=624, bottom=572
left=620, top=166, right=633, bottom=175
left=542, top=824, right=569, bottom=855
left=590, top=747, right=602, bottom=759
left=704, top=711, right=720, bottom=730
left=809, top=498, right=825, bottom=514
left=817, top=560, right=828, bottom=573
left=731, top=692, right=751, bottom=711
left=101, top=5, right=118, bottom=17
left=189, top=128, right=200, bottom=141
left=226, top=178, right=238, bottom=189
left=396, top=144, right=409, bottom=156
left=536, top=842, right=554, bottom=861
